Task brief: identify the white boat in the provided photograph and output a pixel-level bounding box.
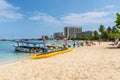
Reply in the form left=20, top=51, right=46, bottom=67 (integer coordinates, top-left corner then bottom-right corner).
left=14, top=41, right=46, bottom=53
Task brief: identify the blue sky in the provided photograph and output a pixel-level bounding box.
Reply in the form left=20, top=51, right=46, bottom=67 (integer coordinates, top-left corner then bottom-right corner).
left=0, top=0, right=120, bottom=39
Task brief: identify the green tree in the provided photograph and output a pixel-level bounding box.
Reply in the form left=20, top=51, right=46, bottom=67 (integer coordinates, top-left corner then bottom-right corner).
left=93, top=31, right=99, bottom=40
left=112, top=26, right=116, bottom=33
left=101, top=31, right=108, bottom=41
left=45, top=35, right=49, bottom=40
left=50, top=35, right=53, bottom=38
left=99, top=25, right=105, bottom=34
left=115, top=13, right=120, bottom=29
left=106, top=26, right=112, bottom=34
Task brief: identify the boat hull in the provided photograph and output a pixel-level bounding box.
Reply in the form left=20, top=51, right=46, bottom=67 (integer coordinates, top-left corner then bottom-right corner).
left=15, top=47, right=29, bottom=52
left=30, top=48, right=73, bottom=59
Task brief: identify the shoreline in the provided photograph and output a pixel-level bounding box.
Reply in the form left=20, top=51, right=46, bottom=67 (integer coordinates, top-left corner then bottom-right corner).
left=0, top=57, right=29, bottom=67
left=0, top=41, right=117, bottom=67
left=0, top=41, right=118, bottom=67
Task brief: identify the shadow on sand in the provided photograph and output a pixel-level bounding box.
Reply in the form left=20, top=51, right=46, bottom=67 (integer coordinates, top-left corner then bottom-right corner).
left=106, top=47, right=120, bottom=49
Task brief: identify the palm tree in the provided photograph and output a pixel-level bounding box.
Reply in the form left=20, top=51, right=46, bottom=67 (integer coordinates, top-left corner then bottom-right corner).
left=115, top=13, right=120, bottom=26
left=50, top=35, right=53, bottom=40
left=99, top=25, right=105, bottom=34
left=115, top=13, right=120, bottom=31
left=94, top=31, right=98, bottom=36
left=94, top=30, right=99, bottom=40
left=106, top=26, right=112, bottom=34
left=112, top=26, right=117, bottom=33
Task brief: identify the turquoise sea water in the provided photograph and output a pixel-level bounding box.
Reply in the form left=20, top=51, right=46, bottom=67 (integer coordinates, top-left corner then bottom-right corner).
left=0, top=41, right=31, bottom=64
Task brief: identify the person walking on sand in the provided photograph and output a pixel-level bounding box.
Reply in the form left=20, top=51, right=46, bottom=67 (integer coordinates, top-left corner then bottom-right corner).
left=98, top=39, right=101, bottom=45
left=73, top=42, right=76, bottom=47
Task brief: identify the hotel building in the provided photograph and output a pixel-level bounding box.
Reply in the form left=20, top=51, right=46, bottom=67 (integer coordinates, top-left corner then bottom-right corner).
left=54, top=32, right=64, bottom=39
left=64, top=27, right=82, bottom=38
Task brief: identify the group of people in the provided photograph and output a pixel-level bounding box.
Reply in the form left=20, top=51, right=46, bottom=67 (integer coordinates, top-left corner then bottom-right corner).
left=73, top=41, right=85, bottom=47
left=41, top=44, right=71, bottom=54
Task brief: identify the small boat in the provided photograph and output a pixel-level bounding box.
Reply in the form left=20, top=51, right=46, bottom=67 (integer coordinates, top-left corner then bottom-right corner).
left=14, top=41, right=46, bottom=53
left=30, top=48, right=73, bottom=59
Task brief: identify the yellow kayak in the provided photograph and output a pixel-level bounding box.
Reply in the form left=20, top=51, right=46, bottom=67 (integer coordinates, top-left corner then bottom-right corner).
left=30, top=48, right=73, bottom=59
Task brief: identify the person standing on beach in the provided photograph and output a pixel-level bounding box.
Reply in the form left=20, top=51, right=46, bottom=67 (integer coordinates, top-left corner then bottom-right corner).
left=73, top=42, right=76, bottom=47
left=98, top=38, right=101, bottom=45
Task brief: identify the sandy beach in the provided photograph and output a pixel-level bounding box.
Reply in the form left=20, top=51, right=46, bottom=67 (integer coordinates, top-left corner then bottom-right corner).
left=0, top=42, right=120, bottom=80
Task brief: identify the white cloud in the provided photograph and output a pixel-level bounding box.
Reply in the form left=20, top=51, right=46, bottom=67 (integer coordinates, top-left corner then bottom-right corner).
left=0, top=0, right=23, bottom=22
left=94, top=5, right=115, bottom=11
left=29, top=13, right=60, bottom=24
left=61, top=11, right=113, bottom=25
left=105, top=5, right=114, bottom=9
left=29, top=11, right=114, bottom=26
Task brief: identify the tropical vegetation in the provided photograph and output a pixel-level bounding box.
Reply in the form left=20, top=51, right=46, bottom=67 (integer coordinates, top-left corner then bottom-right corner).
left=72, top=13, right=120, bottom=41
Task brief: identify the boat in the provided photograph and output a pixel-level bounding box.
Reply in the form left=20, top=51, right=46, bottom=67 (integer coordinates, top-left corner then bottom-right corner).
left=30, top=48, right=73, bottom=59
left=14, top=41, right=46, bottom=53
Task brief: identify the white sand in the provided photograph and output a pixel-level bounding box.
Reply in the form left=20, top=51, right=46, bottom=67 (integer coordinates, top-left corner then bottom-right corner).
left=0, top=42, right=120, bottom=80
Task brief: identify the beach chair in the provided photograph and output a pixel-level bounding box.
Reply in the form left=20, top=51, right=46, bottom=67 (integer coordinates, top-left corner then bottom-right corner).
left=109, top=39, right=119, bottom=46
left=117, top=43, right=120, bottom=48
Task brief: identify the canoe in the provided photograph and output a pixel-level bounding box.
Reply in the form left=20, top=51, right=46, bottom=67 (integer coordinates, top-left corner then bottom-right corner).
left=30, top=48, right=73, bottom=59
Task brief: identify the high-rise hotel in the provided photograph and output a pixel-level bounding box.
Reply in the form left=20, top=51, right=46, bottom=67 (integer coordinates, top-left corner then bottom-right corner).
left=64, top=26, right=82, bottom=38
